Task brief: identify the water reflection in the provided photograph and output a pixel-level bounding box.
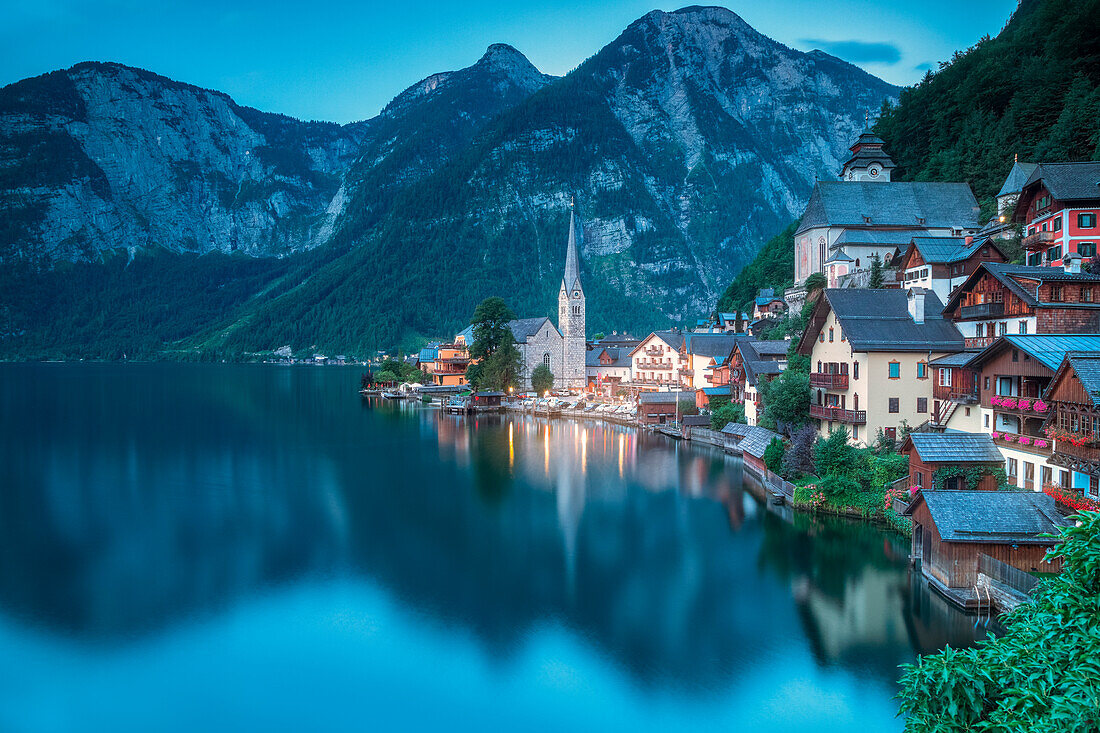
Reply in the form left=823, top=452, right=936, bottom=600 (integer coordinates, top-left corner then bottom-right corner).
left=0, top=365, right=989, bottom=731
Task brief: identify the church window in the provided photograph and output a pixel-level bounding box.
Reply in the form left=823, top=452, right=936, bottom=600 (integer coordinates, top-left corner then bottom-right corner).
left=543, top=353, right=551, bottom=367
left=573, top=291, right=580, bottom=299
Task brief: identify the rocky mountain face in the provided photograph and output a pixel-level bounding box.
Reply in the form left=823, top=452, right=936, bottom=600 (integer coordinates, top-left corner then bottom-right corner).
left=0, top=6, right=898, bottom=356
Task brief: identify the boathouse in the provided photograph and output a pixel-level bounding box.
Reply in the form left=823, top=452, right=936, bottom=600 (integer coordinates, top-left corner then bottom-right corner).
left=900, top=432, right=1004, bottom=493
left=903, top=490, right=1068, bottom=604
left=638, top=391, right=693, bottom=425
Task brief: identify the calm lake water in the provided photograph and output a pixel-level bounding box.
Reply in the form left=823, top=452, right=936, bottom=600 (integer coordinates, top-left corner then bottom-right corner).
left=0, top=363, right=988, bottom=732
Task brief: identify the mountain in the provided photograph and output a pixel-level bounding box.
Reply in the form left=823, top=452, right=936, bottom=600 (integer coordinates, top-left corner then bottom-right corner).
left=874, top=0, right=1100, bottom=217
left=0, top=6, right=898, bottom=359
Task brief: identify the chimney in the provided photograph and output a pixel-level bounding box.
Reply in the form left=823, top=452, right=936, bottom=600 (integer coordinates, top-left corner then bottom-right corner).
left=1064, top=253, right=1082, bottom=275
left=908, top=289, right=925, bottom=324
left=964, top=235, right=973, bottom=245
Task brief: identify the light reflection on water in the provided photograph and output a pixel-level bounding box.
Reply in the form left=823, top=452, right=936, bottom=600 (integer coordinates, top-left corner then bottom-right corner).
left=0, top=364, right=988, bottom=732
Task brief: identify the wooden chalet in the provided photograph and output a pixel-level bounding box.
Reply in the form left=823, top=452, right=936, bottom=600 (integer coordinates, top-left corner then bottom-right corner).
left=1013, top=161, right=1100, bottom=267
left=1041, top=352, right=1100, bottom=507
left=903, top=490, right=1069, bottom=608
left=637, top=391, right=693, bottom=425
left=896, top=235, right=1006, bottom=304
left=942, top=262, right=1100, bottom=349
left=900, top=432, right=1004, bottom=493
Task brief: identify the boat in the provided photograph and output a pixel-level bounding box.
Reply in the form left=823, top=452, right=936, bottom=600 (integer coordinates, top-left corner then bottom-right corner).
left=382, top=391, right=407, bottom=400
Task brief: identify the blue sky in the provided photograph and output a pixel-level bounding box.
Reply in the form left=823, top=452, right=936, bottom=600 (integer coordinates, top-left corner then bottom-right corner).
left=1, top=1, right=1019, bottom=124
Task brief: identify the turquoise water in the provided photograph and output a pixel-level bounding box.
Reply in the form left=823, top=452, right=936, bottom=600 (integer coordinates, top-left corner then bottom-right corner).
left=0, top=364, right=986, bottom=732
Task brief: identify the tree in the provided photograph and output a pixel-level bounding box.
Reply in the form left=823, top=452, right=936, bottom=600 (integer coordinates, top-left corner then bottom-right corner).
left=678, top=399, right=700, bottom=417
left=466, top=297, right=523, bottom=392
left=781, top=425, right=817, bottom=479
left=531, top=363, right=554, bottom=394
left=759, top=369, right=810, bottom=432
left=763, top=437, right=786, bottom=474
left=868, top=253, right=884, bottom=288
left=898, top=511, right=1100, bottom=731
left=813, top=427, right=854, bottom=476
left=593, top=332, right=606, bottom=341
left=803, top=272, right=826, bottom=294
left=709, top=396, right=745, bottom=430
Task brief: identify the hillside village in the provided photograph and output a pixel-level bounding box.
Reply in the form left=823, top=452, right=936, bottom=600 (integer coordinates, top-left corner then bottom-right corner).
left=399, top=130, right=1100, bottom=612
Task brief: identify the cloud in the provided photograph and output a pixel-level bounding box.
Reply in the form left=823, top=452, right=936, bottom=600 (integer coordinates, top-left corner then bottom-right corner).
left=802, top=39, right=902, bottom=65
left=914, top=62, right=934, bottom=72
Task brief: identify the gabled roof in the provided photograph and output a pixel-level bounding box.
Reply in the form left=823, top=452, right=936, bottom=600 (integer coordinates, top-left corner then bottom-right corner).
left=904, top=490, right=1069, bottom=543
left=797, top=181, right=980, bottom=235
left=825, top=248, right=854, bottom=264
left=638, top=390, right=693, bottom=404
left=455, top=325, right=474, bottom=343
left=798, top=289, right=964, bottom=354
left=1021, top=161, right=1100, bottom=202
left=738, top=426, right=781, bottom=459
left=630, top=330, right=685, bottom=356
left=1045, top=352, right=1100, bottom=406
left=508, top=317, right=555, bottom=341
left=832, top=229, right=919, bottom=247
left=906, top=236, right=1002, bottom=265
left=996, top=161, right=1038, bottom=198
left=585, top=346, right=631, bottom=368
left=967, top=335, right=1100, bottom=372
left=942, top=262, right=1100, bottom=313
left=902, top=432, right=1003, bottom=463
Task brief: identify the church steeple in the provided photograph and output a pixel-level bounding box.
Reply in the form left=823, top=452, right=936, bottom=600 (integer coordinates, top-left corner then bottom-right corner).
left=558, top=201, right=585, bottom=389
left=562, top=201, right=582, bottom=293
left=840, top=131, right=895, bottom=182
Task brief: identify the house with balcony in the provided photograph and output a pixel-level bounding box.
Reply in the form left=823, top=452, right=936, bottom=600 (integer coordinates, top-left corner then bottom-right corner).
left=726, top=339, right=788, bottom=426
left=585, top=345, right=632, bottom=396
left=422, top=342, right=471, bottom=386
left=752, top=289, right=787, bottom=320
left=794, top=132, right=981, bottom=286
left=679, top=333, right=747, bottom=390
left=895, top=236, right=1007, bottom=304
left=925, top=351, right=983, bottom=432
left=901, top=432, right=1005, bottom=494
left=628, top=331, right=687, bottom=392
left=1013, top=161, right=1100, bottom=268
left=1041, top=352, right=1100, bottom=509
left=797, top=288, right=964, bottom=445
left=957, top=335, right=1100, bottom=492
left=942, top=262, right=1100, bottom=346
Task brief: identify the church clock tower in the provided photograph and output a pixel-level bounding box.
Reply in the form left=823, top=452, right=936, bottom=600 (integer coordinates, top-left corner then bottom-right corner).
left=558, top=204, right=586, bottom=389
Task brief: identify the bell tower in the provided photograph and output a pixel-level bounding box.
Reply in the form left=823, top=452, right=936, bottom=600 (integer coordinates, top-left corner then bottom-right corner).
left=558, top=201, right=586, bottom=389
left=840, top=131, right=895, bottom=182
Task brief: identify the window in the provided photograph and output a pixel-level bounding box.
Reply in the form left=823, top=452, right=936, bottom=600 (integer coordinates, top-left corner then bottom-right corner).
left=889, top=398, right=899, bottom=413
left=1018, top=321, right=1028, bottom=334
left=1007, top=458, right=1018, bottom=479
left=984, top=376, right=990, bottom=390
left=885, top=427, right=897, bottom=440
left=1047, top=245, right=1063, bottom=262
left=1041, top=466, right=1052, bottom=487
left=1051, top=285, right=1064, bottom=302
left=819, top=332, right=825, bottom=343
left=840, top=330, right=846, bottom=342
left=998, top=322, right=1008, bottom=336
left=543, top=352, right=551, bottom=367
left=1090, top=476, right=1099, bottom=500
left=853, top=362, right=859, bottom=380
left=965, top=407, right=971, bottom=416
left=1054, top=218, right=1063, bottom=231
left=915, top=471, right=924, bottom=487
left=1082, top=287, right=1094, bottom=303
left=917, top=362, right=927, bottom=379
left=938, top=368, right=952, bottom=387
left=1027, top=251, right=1043, bottom=266
left=829, top=328, right=834, bottom=342
left=1079, top=213, right=1096, bottom=229
left=984, top=413, right=990, bottom=428
left=1012, top=348, right=1019, bottom=362
left=917, top=397, right=928, bottom=413
left=888, top=361, right=900, bottom=379
left=1080, top=242, right=1097, bottom=258
left=852, top=425, right=858, bottom=441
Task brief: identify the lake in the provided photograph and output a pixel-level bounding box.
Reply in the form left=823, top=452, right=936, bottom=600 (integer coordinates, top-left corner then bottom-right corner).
left=0, top=363, right=988, bottom=732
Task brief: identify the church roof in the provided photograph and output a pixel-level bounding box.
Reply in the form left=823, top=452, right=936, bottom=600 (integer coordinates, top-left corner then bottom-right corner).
left=508, top=317, right=555, bottom=341
left=996, top=161, right=1038, bottom=198
left=562, top=209, right=582, bottom=293
left=797, top=181, right=980, bottom=235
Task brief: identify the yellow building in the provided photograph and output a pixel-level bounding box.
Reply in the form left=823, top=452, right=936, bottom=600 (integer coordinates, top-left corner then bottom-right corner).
left=420, top=342, right=471, bottom=386
left=796, top=288, right=965, bottom=445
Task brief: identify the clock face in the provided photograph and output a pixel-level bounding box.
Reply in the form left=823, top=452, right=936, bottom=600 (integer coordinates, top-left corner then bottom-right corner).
left=869, top=166, right=880, bottom=177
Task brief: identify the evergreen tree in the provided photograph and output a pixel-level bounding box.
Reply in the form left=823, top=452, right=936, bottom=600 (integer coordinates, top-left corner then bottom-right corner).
left=868, top=253, right=884, bottom=288
left=531, top=363, right=554, bottom=394
left=467, top=296, right=522, bottom=391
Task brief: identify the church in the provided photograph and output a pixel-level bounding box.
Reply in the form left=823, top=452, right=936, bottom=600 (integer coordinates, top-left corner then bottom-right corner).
left=794, top=132, right=981, bottom=286
left=460, top=207, right=587, bottom=391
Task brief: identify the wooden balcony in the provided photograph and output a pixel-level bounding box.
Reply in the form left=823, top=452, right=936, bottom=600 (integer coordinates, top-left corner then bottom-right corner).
left=960, top=301, right=1004, bottom=319
left=810, top=372, right=849, bottom=389
left=964, top=336, right=995, bottom=349
left=810, top=404, right=866, bottom=424
left=1052, top=439, right=1100, bottom=464
left=1023, top=230, right=1055, bottom=250
left=989, top=395, right=1051, bottom=417
left=991, top=432, right=1053, bottom=457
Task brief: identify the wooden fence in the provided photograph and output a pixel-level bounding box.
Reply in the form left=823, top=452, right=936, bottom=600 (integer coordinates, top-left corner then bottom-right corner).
left=743, top=462, right=796, bottom=501
left=979, top=553, right=1040, bottom=596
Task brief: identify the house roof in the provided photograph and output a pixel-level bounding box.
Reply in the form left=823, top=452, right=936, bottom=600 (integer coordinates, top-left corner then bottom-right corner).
left=750, top=340, right=790, bottom=356
left=631, top=330, right=686, bottom=356
left=639, top=391, right=694, bottom=404
left=738, top=426, right=781, bottom=459
left=907, top=236, right=999, bottom=265
left=508, top=317, right=555, bottom=341
left=1021, top=161, right=1100, bottom=202
left=832, top=229, right=920, bottom=247
left=903, top=432, right=1003, bottom=463
left=720, top=422, right=752, bottom=438
left=904, top=490, right=1070, bottom=543
left=927, top=351, right=980, bottom=368
left=800, top=289, right=964, bottom=353
left=1050, top=352, right=1100, bottom=405
left=683, top=333, right=747, bottom=359
left=967, top=335, right=1100, bottom=372
left=455, top=325, right=474, bottom=342
left=996, top=161, right=1038, bottom=198
left=585, top=346, right=631, bottom=368
left=942, top=263, right=1100, bottom=313
left=700, top=387, right=729, bottom=396
left=797, top=181, right=980, bottom=235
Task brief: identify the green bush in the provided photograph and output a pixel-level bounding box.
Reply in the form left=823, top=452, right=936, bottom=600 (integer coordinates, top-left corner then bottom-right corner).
left=763, top=437, right=786, bottom=474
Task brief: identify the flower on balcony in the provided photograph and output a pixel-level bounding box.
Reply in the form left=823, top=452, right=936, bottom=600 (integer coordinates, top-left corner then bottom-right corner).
left=1033, top=439, right=1049, bottom=448
left=1018, top=436, right=1032, bottom=445
left=1033, top=400, right=1049, bottom=412
left=1001, top=397, right=1019, bottom=410
left=1018, top=398, right=1032, bottom=410
left=990, top=395, right=1002, bottom=407
left=1003, top=434, right=1016, bottom=442
left=991, top=431, right=1001, bottom=439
